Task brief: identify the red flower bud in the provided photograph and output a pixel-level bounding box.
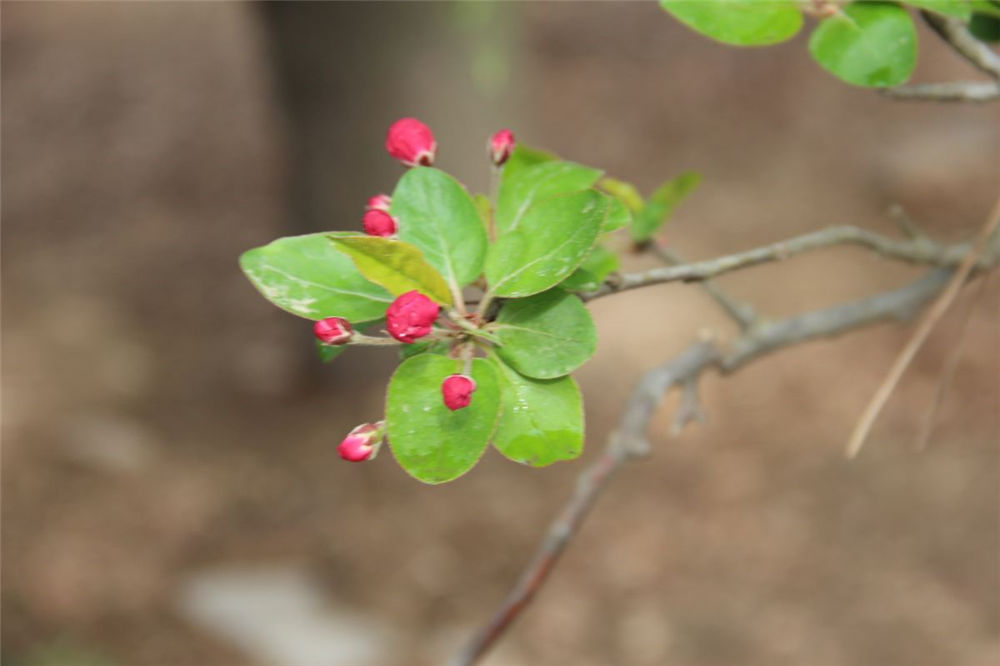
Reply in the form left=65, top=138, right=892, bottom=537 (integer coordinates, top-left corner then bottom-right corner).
left=385, top=117, right=437, bottom=167
left=362, top=209, right=398, bottom=237
left=489, top=129, right=515, bottom=167
left=313, top=317, right=354, bottom=345
left=337, top=422, right=384, bottom=462
left=442, top=374, right=476, bottom=411
left=385, top=291, right=440, bottom=343
left=365, top=193, right=392, bottom=212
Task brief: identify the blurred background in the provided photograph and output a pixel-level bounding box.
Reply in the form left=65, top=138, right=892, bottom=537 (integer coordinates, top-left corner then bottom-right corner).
left=3, top=3, right=998, bottom=665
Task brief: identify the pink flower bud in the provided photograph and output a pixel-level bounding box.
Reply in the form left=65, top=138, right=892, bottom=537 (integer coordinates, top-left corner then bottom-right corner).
left=489, top=129, right=515, bottom=167
left=385, top=290, right=440, bottom=343
left=313, top=317, right=354, bottom=345
left=442, top=374, right=476, bottom=411
left=362, top=209, right=398, bottom=237
left=365, top=193, right=392, bottom=212
left=337, top=422, right=384, bottom=462
left=385, top=117, right=437, bottom=167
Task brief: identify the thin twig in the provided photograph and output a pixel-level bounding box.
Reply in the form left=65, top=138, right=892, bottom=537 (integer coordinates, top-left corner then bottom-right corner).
left=649, top=243, right=757, bottom=329
left=882, top=81, right=1000, bottom=103
left=846, top=198, right=1000, bottom=458
left=921, top=11, right=1000, bottom=79
left=452, top=258, right=996, bottom=665
left=585, top=225, right=976, bottom=301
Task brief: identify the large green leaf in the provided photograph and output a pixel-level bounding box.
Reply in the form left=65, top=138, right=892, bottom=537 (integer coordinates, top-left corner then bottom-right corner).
left=489, top=356, right=584, bottom=467
left=240, top=234, right=392, bottom=321
left=660, top=0, right=803, bottom=46
left=386, top=355, right=500, bottom=484
left=485, top=190, right=607, bottom=298
left=560, top=245, right=620, bottom=293
left=390, top=167, right=488, bottom=290
left=495, top=160, right=603, bottom=237
left=809, top=2, right=917, bottom=87
left=631, top=171, right=701, bottom=242
left=328, top=234, right=453, bottom=305
left=905, top=1, right=973, bottom=20
left=492, top=289, right=597, bottom=379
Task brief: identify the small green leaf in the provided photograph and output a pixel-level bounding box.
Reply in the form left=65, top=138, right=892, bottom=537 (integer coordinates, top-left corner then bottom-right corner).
left=316, top=339, right=348, bottom=363
left=398, top=338, right=448, bottom=360
left=473, top=193, right=492, bottom=233
left=240, top=234, right=392, bottom=321
left=502, top=143, right=557, bottom=179
left=602, top=194, right=632, bottom=232
left=809, top=2, right=917, bottom=87
left=631, top=171, right=701, bottom=242
left=560, top=245, right=620, bottom=293
left=329, top=234, right=453, bottom=305
left=970, top=10, right=1000, bottom=39
left=489, top=356, right=584, bottom=467
left=495, top=160, right=603, bottom=237
left=386, top=355, right=501, bottom=484
left=969, top=1, right=1000, bottom=18
left=485, top=190, right=607, bottom=298
left=390, top=167, right=488, bottom=290
left=599, top=177, right=645, bottom=213
left=493, top=289, right=597, bottom=379
left=660, top=0, right=803, bottom=46
left=905, top=0, right=972, bottom=20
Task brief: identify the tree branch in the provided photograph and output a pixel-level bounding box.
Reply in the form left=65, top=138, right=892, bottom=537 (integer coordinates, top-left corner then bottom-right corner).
left=453, top=253, right=999, bottom=664
left=648, top=243, right=757, bottom=330
left=882, top=81, right=1000, bottom=103
left=921, top=11, right=1000, bottom=79
left=586, top=225, right=978, bottom=301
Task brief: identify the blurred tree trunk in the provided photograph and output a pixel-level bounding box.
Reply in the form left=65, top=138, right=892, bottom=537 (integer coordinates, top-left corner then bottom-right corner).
left=255, top=2, right=517, bottom=386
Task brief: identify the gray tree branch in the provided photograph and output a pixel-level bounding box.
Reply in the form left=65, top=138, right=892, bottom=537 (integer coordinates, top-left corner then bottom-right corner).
left=454, top=249, right=996, bottom=664
left=587, top=225, right=980, bottom=300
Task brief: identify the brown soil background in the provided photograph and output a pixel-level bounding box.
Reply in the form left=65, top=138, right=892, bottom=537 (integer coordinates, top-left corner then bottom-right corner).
left=3, top=3, right=998, bottom=665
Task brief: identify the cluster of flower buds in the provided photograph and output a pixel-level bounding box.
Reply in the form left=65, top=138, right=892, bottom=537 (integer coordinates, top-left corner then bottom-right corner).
left=337, top=421, right=385, bottom=462
left=324, top=121, right=525, bottom=463
left=313, top=316, right=354, bottom=345
left=442, top=374, right=476, bottom=411
left=385, top=290, right=440, bottom=344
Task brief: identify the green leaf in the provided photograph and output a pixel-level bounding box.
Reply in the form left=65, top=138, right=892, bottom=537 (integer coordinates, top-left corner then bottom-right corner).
left=502, top=143, right=557, bottom=179
left=660, top=0, right=803, bottom=46
left=631, top=171, right=701, bottom=242
left=398, top=338, right=448, bottom=360
left=489, top=356, right=584, bottom=467
left=905, top=1, right=972, bottom=20
left=492, top=289, right=597, bottom=379
left=390, top=167, right=488, bottom=290
left=386, top=355, right=501, bottom=484
left=560, top=245, right=620, bottom=293
left=599, top=177, right=645, bottom=213
left=473, top=193, right=492, bottom=233
left=808, top=2, right=917, bottom=87
left=970, top=11, right=1000, bottom=39
left=485, top=190, right=607, bottom=298
left=495, top=160, right=603, bottom=237
left=240, top=234, right=392, bottom=321
left=316, top=339, right=348, bottom=363
left=328, top=234, right=453, bottom=305
left=602, top=194, right=632, bottom=232
left=969, top=1, right=1000, bottom=18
